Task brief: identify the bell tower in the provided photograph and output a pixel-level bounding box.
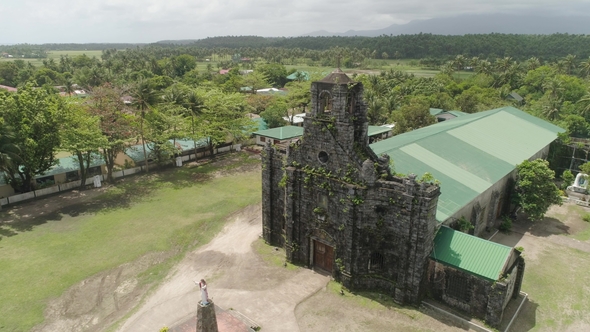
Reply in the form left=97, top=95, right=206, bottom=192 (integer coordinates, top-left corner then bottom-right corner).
left=290, top=69, right=380, bottom=179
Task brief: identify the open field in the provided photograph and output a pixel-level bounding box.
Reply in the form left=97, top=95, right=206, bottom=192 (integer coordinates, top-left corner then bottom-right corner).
left=492, top=203, right=590, bottom=331
left=0, top=50, right=104, bottom=66
left=4, top=151, right=584, bottom=331
left=0, top=48, right=468, bottom=78
left=0, top=153, right=262, bottom=331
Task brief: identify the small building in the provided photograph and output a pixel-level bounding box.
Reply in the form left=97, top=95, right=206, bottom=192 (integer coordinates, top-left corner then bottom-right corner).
left=507, top=92, right=524, bottom=104
left=35, top=155, right=106, bottom=186
left=253, top=124, right=393, bottom=147
left=286, top=71, right=310, bottom=81
left=253, top=126, right=303, bottom=147
left=429, top=108, right=467, bottom=122
left=123, top=139, right=209, bottom=166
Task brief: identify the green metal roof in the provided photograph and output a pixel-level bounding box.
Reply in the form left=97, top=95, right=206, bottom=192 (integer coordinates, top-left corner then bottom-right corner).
left=253, top=126, right=304, bottom=140
left=368, top=125, right=392, bottom=137
left=431, top=226, right=512, bottom=281
left=429, top=108, right=444, bottom=116
left=286, top=71, right=310, bottom=81
left=371, top=106, right=565, bottom=222
left=126, top=139, right=208, bottom=163
left=447, top=110, right=468, bottom=117
left=39, top=154, right=105, bottom=178
left=252, top=118, right=268, bottom=131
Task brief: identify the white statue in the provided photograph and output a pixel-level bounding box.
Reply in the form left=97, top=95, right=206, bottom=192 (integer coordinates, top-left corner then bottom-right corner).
left=195, top=279, right=209, bottom=305
left=567, top=173, right=588, bottom=193
left=93, top=175, right=102, bottom=188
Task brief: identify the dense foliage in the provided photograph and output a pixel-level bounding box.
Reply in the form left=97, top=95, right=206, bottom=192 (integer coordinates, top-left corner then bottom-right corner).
left=513, top=159, right=562, bottom=221
left=2, top=35, right=590, bottom=193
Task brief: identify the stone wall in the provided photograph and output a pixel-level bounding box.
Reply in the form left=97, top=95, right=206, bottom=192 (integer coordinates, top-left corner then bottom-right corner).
left=262, top=73, right=441, bottom=306
left=427, top=251, right=525, bottom=328
left=427, top=261, right=492, bottom=319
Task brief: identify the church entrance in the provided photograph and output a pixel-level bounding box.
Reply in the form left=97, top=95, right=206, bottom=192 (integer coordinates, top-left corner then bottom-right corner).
left=313, top=240, right=334, bottom=272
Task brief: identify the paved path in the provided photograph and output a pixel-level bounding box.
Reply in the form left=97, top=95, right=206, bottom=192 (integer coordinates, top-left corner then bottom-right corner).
left=117, top=205, right=330, bottom=332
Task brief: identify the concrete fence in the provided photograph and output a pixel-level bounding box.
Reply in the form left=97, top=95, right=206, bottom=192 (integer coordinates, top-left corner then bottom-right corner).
left=0, top=144, right=242, bottom=207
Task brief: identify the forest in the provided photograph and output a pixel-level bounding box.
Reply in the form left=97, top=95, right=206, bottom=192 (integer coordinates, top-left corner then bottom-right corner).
left=1, top=34, right=590, bottom=193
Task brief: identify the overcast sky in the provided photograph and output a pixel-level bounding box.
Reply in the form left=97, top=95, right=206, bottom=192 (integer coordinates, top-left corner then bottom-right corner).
left=1, top=0, right=590, bottom=44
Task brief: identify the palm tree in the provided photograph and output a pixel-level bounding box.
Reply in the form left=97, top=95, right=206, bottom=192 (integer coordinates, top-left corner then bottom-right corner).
left=577, top=90, right=590, bottom=120
left=184, top=90, right=205, bottom=157
left=562, top=54, right=577, bottom=75
left=131, top=79, right=160, bottom=172
left=526, top=57, right=541, bottom=71
left=579, top=57, right=590, bottom=78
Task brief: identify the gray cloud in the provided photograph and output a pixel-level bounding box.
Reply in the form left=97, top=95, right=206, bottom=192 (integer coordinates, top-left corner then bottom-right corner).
left=1, top=0, right=589, bottom=43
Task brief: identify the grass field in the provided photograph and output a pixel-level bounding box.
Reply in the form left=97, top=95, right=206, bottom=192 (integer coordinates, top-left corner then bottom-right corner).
left=0, top=49, right=466, bottom=79
left=0, top=50, right=103, bottom=67
left=521, top=245, right=590, bottom=330
left=0, top=154, right=262, bottom=331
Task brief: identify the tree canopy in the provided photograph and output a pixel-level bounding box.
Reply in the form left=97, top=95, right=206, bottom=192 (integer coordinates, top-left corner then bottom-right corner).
left=513, top=159, right=562, bottom=221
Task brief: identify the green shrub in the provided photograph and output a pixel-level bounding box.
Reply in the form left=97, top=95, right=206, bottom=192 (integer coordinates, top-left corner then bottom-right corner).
left=457, top=216, right=474, bottom=233
left=561, top=169, right=575, bottom=190
left=583, top=213, right=590, bottom=223
left=499, top=215, right=512, bottom=232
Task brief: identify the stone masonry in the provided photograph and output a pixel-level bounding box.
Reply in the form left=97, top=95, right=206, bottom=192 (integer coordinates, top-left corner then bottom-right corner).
left=262, top=69, right=440, bottom=305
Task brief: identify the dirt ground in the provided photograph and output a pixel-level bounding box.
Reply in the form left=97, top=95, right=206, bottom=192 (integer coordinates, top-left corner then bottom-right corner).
left=8, top=161, right=590, bottom=331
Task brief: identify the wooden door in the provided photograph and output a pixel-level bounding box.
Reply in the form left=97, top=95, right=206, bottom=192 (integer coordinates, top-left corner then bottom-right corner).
left=314, top=240, right=334, bottom=272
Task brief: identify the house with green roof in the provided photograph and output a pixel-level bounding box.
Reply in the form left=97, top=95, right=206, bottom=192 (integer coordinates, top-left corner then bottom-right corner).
left=429, top=108, right=468, bottom=122
left=253, top=124, right=392, bottom=148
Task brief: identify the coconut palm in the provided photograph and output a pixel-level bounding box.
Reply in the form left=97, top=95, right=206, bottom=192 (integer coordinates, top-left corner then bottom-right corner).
left=131, top=79, right=160, bottom=172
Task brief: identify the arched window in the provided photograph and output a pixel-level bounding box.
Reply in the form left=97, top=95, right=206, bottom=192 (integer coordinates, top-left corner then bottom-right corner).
left=319, top=91, right=332, bottom=113
left=369, top=252, right=384, bottom=271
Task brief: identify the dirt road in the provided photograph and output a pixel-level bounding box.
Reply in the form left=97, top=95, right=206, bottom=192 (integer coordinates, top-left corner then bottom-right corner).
left=117, top=204, right=330, bottom=331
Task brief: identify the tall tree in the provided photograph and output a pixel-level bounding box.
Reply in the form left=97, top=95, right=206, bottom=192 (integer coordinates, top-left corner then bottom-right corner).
left=513, top=159, right=562, bottom=221
left=60, top=101, right=107, bottom=188
left=88, top=84, right=134, bottom=183
left=0, top=85, right=62, bottom=192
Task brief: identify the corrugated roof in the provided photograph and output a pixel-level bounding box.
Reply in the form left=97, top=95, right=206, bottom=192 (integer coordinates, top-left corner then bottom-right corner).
left=431, top=226, right=512, bottom=281
left=371, top=106, right=564, bottom=222
left=368, top=126, right=392, bottom=136
left=126, top=139, right=208, bottom=163
left=253, top=126, right=304, bottom=140
left=38, top=154, right=105, bottom=178
left=252, top=118, right=268, bottom=131
left=286, top=71, right=310, bottom=81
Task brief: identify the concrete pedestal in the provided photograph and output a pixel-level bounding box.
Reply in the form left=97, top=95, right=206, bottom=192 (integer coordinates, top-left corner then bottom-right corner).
left=196, top=301, right=219, bottom=332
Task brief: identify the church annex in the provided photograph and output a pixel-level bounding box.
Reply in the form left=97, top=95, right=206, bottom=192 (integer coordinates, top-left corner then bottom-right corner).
left=261, top=70, right=528, bottom=326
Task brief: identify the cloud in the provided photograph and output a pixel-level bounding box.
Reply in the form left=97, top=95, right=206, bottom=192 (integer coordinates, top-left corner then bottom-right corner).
left=1, top=0, right=589, bottom=43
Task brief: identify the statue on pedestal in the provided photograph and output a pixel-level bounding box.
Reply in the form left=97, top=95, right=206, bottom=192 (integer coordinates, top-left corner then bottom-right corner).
left=195, top=279, right=209, bottom=305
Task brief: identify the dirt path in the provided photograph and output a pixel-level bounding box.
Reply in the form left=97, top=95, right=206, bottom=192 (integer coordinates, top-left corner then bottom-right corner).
left=117, top=204, right=330, bottom=332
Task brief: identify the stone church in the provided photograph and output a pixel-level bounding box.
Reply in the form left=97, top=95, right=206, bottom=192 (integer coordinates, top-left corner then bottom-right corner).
left=261, top=69, right=525, bottom=327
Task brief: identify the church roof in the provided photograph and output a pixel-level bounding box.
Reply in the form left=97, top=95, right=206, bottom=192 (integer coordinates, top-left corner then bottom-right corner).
left=370, top=106, right=564, bottom=222
left=431, top=226, right=513, bottom=281
left=318, top=68, right=354, bottom=84
left=253, top=126, right=304, bottom=140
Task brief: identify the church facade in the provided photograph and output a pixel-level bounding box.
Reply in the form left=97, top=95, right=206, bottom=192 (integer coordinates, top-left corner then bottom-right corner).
left=261, top=70, right=524, bottom=326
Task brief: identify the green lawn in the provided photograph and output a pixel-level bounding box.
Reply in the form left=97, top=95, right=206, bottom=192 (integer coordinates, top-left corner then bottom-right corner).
left=0, top=154, right=261, bottom=331
left=520, top=245, right=590, bottom=330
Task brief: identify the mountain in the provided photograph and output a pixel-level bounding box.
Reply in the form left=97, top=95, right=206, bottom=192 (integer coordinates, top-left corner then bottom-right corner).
left=304, top=13, right=590, bottom=37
